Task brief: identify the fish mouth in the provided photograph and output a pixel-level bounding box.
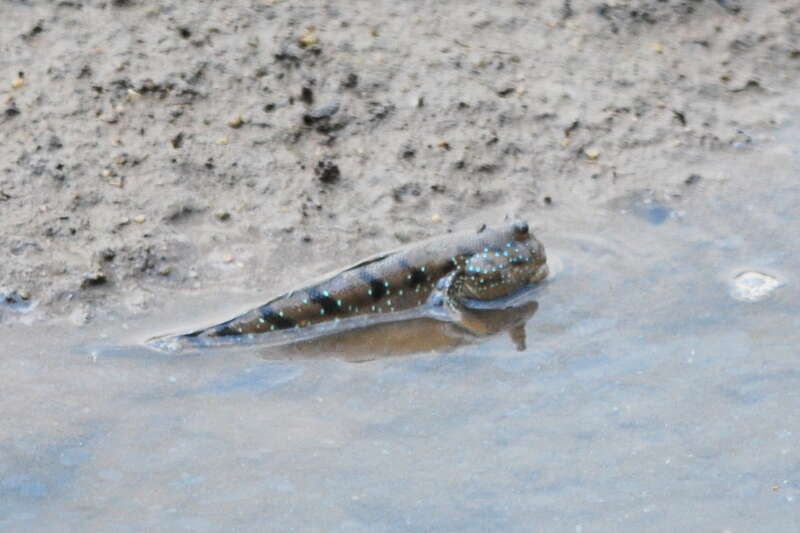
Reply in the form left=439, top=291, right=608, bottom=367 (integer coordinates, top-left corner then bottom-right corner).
left=530, top=262, right=549, bottom=283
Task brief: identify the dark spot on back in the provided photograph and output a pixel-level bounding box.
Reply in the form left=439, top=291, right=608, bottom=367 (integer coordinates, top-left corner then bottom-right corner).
left=357, top=269, right=388, bottom=300
left=308, top=288, right=341, bottom=315
left=259, top=305, right=297, bottom=329
left=184, top=320, right=239, bottom=338
left=213, top=324, right=238, bottom=337
left=358, top=268, right=376, bottom=283
left=369, top=279, right=387, bottom=300
left=440, top=260, right=457, bottom=275
left=408, top=268, right=427, bottom=287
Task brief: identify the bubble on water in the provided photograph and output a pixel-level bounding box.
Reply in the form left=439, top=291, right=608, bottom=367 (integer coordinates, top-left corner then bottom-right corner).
left=730, top=271, right=782, bottom=302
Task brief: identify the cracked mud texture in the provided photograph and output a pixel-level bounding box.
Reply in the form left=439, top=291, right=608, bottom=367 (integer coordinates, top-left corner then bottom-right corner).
left=1, top=0, right=799, bottom=324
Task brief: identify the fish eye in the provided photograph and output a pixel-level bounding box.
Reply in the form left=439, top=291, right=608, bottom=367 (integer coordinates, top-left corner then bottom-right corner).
left=512, top=221, right=529, bottom=235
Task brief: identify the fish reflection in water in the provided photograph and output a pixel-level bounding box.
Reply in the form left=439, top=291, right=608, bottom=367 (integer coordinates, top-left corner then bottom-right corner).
left=262, top=300, right=539, bottom=362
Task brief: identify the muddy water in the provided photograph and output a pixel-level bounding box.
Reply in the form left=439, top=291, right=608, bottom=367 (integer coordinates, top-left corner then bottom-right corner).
left=3, top=130, right=800, bottom=531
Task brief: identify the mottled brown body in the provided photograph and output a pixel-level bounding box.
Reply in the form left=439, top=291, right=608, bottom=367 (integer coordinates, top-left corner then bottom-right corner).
left=156, top=221, right=547, bottom=350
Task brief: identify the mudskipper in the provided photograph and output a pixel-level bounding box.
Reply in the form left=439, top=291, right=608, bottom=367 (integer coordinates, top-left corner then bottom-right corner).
left=150, top=221, right=548, bottom=353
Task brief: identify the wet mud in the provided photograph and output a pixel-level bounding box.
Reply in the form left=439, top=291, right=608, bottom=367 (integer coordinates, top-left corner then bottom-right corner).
left=1, top=1, right=798, bottom=324
left=2, top=2, right=800, bottom=531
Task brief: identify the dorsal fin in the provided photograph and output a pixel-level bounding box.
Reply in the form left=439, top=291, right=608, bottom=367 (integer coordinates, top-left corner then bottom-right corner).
left=337, top=251, right=395, bottom=274
left=277, top=251, right=396, bottom=301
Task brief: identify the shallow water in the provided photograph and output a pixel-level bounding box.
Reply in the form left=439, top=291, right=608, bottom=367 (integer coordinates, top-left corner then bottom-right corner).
left=3, top=128, right=800, bottom=531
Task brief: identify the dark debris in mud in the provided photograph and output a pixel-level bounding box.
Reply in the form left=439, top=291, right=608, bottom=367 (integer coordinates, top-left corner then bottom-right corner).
left=314, top=160, right=341, bottom=184
left=685, top=174, right=703, bottom=186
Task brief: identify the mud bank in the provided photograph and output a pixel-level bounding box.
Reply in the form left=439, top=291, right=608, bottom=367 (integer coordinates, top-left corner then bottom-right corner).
left=1, top=0, right=798, bottom=324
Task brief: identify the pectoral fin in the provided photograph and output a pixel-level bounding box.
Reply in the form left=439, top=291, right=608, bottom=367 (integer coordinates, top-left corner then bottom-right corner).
left=508, top=324, right=526, bottom=351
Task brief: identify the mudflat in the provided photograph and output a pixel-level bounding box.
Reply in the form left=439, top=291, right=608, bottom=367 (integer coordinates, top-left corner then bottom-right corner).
left=2, top=1, right=797, bottom=326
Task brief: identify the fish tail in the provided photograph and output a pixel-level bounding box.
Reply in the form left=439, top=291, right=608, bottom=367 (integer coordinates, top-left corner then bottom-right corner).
left=145, top=320, right=233, bottom=353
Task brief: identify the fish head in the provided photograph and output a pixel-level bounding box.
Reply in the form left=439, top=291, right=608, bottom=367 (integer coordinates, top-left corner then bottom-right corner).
left=458, top=221, right=548, bottom=301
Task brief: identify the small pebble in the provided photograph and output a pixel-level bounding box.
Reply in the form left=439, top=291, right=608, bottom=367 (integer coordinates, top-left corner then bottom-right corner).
left=217, top=136, right=229, bottom=145
left=81, top=271, right=107, bottom=288
left=18, top=290, right=30, bottom=300
left=341, top=73, right=358, bottom=89
left=223, top=255, right=234, bottom=263
left=11, top=77, right=24, bottom=89
left=685, top=174, right=702, bottom=186
left=303, top=102, right=340, bottom=124
left=731, top=271, right=781, bottom=302
left=133, top=214, right=146, bottom=224
left=431, top=214, right=443, bottom=223
left=298, top=27, right=319, bottom=48
left=214, top=210, right=231, bottom=221
left=585, top=149, right=600, bottom=160
left=159, top=266, right=172, bottom=276
left=228, top=115, right=244, bottom=128
left=127, top=89, right=142, bottom=101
